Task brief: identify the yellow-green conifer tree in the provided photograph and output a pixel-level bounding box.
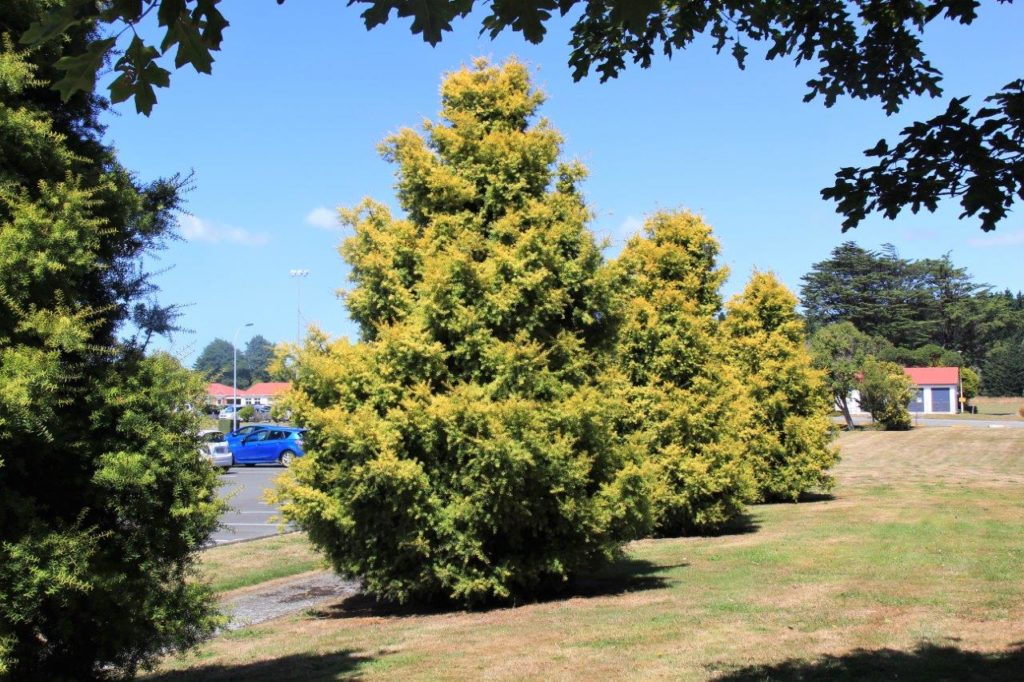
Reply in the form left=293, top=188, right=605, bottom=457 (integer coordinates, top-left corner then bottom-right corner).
left=609, top=211, right=755, bottom=535
left=275, top=59, right=651, bottom=605
left=722, top=272, right=839, bottom=501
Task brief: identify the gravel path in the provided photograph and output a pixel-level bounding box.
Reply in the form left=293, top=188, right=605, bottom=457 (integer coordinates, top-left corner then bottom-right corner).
left=222, top=572, right=360, bottom=630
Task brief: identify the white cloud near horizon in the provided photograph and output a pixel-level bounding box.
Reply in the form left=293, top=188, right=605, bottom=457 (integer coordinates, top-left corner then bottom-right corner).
left=306, top=206, right=339, bottom=230
left=179, top=215, right=269, bottom=246
left=618, top=215, right=644, bottom=238
left=967, top=229, right=1024, bottom=248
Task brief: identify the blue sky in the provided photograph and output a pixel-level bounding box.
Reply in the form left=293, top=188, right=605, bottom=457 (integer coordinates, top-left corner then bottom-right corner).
left=101, top=1, right=1024, bottom=364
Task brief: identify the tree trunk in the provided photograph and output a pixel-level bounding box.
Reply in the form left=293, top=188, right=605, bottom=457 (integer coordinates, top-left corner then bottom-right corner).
left=837, top=394, right=855, bottom=430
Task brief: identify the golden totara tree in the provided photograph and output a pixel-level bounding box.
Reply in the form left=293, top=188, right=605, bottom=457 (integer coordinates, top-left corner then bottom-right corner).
left=275, top=59, right=652, bottom=605
left=608, top=211, right=755, bottom=535
left=722, top=272, right=839, bottom=501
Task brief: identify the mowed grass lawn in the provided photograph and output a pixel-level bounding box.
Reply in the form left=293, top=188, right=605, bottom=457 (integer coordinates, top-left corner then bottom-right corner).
left=199, top=533, right=327, bottom=594
left=153, top=428, right=1024, bottom=681
left=970, top=397, right=1023, bottom=419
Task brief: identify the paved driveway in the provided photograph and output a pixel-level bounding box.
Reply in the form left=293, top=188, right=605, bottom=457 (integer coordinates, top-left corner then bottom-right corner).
left=212, top=466, right=294, bottom=545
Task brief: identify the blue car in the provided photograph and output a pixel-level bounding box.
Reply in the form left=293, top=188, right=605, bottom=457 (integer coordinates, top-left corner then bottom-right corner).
left=225, top=423, right=275, bottom=449
left=231, top=427, right=306, bottom=467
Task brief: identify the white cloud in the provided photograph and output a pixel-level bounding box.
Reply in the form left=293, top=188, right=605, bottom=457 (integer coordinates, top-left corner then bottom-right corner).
left=306, top=206, right=339, bottom=230
left=968, top=229, right=1024, bottom=248
left=617, top=215, right=644, bottom=239
left=179, top=215, right=269, bottom=246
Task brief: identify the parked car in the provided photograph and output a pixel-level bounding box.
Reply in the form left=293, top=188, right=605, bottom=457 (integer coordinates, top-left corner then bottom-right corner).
left=217, top=405, right=243, bottom=420
left=253, top=404, right=271, bottom=417
left=225, top=422, right=275, bottom=447
left=198, top=429, right=232, bottom=471
left=231, top=427, right=306, bottom=467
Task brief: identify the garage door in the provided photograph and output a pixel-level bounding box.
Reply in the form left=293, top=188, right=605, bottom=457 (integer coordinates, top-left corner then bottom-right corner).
left=909, top=389, right=924, bottom=412
left=931, top=387, right=950, bottom=413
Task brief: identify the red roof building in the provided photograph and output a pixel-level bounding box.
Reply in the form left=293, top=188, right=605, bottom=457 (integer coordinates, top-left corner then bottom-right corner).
left=903, top=366, right=960, bottom=414
left=845, top=366, right=961, bottom=416
left=243, top=382, right=291, bottom=404
left=206, top=381, right=291, bottom=406
left=206, top=383, right=236, bottom=406
left=903, top=366, right=959, bottom=386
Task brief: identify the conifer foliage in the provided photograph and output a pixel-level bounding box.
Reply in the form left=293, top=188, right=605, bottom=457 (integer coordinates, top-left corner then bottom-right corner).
left=1, top=4, right=222, bottom=677
left=276, top=59, right=652, bottom=605
left=723, top=272, right=838, bottom=502
left=278, top=60, right=840, bottom=606
left=609, top=212, right=755, bottom=535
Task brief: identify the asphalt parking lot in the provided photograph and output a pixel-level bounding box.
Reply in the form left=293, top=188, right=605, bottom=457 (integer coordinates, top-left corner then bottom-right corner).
left=212, top=466, right=295, bottom=545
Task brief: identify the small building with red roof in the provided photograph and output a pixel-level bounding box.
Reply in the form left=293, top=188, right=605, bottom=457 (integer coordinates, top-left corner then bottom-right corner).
left=903, top=367, right=959, bottom=414
left=848, top=366, right=960, bottom=415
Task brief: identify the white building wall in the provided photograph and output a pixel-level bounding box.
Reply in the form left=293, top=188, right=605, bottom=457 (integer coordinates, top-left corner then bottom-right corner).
left=843, top=384, right=959, bottom=415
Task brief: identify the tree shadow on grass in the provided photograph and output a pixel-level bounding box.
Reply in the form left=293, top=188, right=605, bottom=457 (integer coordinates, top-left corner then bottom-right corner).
left=714, top=641, right=1024, bottom=681
left=796, top=491, right=837, bottom=503
left=564, top=554, right=684, bottom=600
left=690, top=510, right=763, bottom=537
left=146, top=649, right=370, bottom=682
left=307, top=553, right=681, bottom=621
left=756, top=491, right=837, bottom=505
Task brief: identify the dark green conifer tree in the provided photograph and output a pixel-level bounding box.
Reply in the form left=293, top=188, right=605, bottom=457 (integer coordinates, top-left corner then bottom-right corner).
left=0, top=5, right=222, bottom=676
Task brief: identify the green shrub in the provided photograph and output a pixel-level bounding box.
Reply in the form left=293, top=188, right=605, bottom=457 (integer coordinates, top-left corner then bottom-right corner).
left=722, top=272, right=839, bottom=501
left=275, top=59, right=651, bottom=606
left=960, top=366, right=980, bottom=405
left=859, top=358, right=915, bottom=430
left=238, top=405, right=256, bottom=422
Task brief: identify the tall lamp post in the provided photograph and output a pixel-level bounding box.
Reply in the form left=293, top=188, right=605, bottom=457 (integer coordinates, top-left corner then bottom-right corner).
left=289, top=269, right=309, bottom=346
left=233, top=322, right=253, bottom=432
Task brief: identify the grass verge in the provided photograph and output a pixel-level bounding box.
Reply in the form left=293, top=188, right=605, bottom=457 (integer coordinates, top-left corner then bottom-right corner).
left=198, top=533, right=328, bottom=594
left=963, top=396, right=1024, bottom=420
left=157, top=428, right=1024, bottom=681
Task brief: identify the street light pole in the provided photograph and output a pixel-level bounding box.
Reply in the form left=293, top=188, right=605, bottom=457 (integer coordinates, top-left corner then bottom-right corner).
left=289, top=269, right=309, bottom=346
left=233, top=322, right=253, bottom=432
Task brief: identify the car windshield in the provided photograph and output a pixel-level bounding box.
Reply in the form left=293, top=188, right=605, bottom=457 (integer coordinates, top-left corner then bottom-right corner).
left=200, top=431, right=225, bottom=443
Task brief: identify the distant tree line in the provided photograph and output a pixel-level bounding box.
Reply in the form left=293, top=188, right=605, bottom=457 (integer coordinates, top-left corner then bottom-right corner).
left=801, top=243, right=1024, bottom=397
left=193, top=335, right=275, bottom=388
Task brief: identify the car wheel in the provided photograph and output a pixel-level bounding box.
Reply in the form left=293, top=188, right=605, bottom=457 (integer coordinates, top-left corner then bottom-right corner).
left=279, top=450, right=296, bottom=467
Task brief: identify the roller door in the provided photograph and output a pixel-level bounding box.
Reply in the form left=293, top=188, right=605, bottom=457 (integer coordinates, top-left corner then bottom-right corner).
left=931, top=387, right=950, bottom=413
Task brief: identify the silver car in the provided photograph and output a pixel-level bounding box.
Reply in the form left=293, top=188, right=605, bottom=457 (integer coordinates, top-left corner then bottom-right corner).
left=199, top=429, right=232, bottom=471
left=217, top=405, right=242, bottom=421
